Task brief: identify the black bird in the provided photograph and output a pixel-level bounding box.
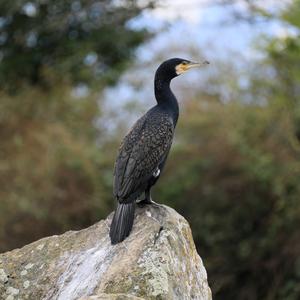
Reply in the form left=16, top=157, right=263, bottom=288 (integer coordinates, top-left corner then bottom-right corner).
left=109, top=58, right=209, bottom=244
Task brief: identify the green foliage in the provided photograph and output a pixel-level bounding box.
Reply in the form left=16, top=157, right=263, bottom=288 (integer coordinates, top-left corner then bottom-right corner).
left=254, top=0, right=300, bottom=140
left=0, top=0, right=154, bottom=251
left=0, top=86, right=114, bottom=251
left=0, top=0, right=151, bottom=90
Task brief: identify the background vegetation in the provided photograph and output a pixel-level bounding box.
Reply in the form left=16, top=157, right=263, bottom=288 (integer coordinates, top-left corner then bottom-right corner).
left=1, top=1, right=300, bottom=299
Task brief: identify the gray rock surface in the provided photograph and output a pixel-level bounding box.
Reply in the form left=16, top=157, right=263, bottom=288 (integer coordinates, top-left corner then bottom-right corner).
left=0, top=205, right=212, bottom=300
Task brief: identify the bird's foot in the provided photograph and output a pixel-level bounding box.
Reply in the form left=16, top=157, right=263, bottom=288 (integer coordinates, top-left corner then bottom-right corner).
left=136, top=198, right=150, bottom=207
left=137, top=198, right=164, bottom=208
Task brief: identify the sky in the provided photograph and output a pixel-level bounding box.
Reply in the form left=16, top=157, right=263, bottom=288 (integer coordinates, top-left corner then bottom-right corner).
left=130, top=0, right=294, bottom=59
left=98, top=0, right=294, bottom=133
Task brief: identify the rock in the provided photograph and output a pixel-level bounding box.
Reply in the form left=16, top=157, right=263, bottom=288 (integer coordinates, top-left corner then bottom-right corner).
left=0, top=205, right=212, bottom=300
left=80, top=294, right=145, bottom=300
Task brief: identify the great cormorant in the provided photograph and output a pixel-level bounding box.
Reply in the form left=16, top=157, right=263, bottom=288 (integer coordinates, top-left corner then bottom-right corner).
left=109, top=58, right=209, bottom=244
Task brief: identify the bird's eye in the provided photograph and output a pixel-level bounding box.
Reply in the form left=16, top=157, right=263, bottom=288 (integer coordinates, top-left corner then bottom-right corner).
left=182, top=61, right=187, bottom=65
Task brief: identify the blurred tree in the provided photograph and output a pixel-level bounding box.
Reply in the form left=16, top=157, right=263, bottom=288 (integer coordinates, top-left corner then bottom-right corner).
left=0, top=0, right=153, bottom=91
left=0, top=0, right=155, bottom=252
left=155, top=97, right=300, bottom=300
left=0, top=87, right=114, bottom=251
left=260, top=0, right=300, bottom=142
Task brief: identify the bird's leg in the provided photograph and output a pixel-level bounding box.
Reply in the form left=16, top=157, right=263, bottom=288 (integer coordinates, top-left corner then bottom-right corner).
left=137, top=187, right=164, bottom=208
left=137, top=188, right=152, bottom=205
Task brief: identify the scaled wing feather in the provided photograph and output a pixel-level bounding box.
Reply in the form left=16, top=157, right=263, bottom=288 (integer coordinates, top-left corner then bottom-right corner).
left=113, top=111, right=174, bottom=202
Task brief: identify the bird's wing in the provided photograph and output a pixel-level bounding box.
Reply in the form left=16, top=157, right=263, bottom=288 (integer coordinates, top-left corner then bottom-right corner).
left=113, top=111, right=174, bottom=202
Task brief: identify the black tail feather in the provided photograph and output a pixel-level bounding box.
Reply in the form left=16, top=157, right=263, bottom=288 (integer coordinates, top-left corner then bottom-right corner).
left=109, top=202, right=135, bottom=244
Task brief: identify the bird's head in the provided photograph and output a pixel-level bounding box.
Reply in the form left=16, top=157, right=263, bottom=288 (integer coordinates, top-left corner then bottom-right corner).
left=156, top=58, right=209, bottom=80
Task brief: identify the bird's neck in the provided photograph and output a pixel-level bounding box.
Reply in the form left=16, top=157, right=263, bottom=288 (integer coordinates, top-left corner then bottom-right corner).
left=154, top=76, right=179, bottom=125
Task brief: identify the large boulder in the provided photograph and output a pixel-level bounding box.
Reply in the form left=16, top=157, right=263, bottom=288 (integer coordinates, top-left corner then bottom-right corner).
left=0, top=205, right=212, bottom=300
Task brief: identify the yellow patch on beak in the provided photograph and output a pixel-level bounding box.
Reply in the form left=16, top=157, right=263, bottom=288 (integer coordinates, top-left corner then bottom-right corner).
left=175, top=63, right=189, bottom=75
left=175, top=61, right=209, bottom=75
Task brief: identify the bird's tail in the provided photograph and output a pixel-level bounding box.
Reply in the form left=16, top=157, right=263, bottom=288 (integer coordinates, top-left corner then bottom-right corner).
left=109, top=202, right=135, bottom=245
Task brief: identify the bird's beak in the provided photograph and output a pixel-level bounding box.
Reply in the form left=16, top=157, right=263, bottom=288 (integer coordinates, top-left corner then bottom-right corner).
left=176, top=60, right=209, bottom=75
left=186, top=60, right=210, bottom=69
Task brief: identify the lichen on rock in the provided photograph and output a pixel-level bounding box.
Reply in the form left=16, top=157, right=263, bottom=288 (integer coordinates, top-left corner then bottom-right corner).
left=0, top=205, right=212, bottom=300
